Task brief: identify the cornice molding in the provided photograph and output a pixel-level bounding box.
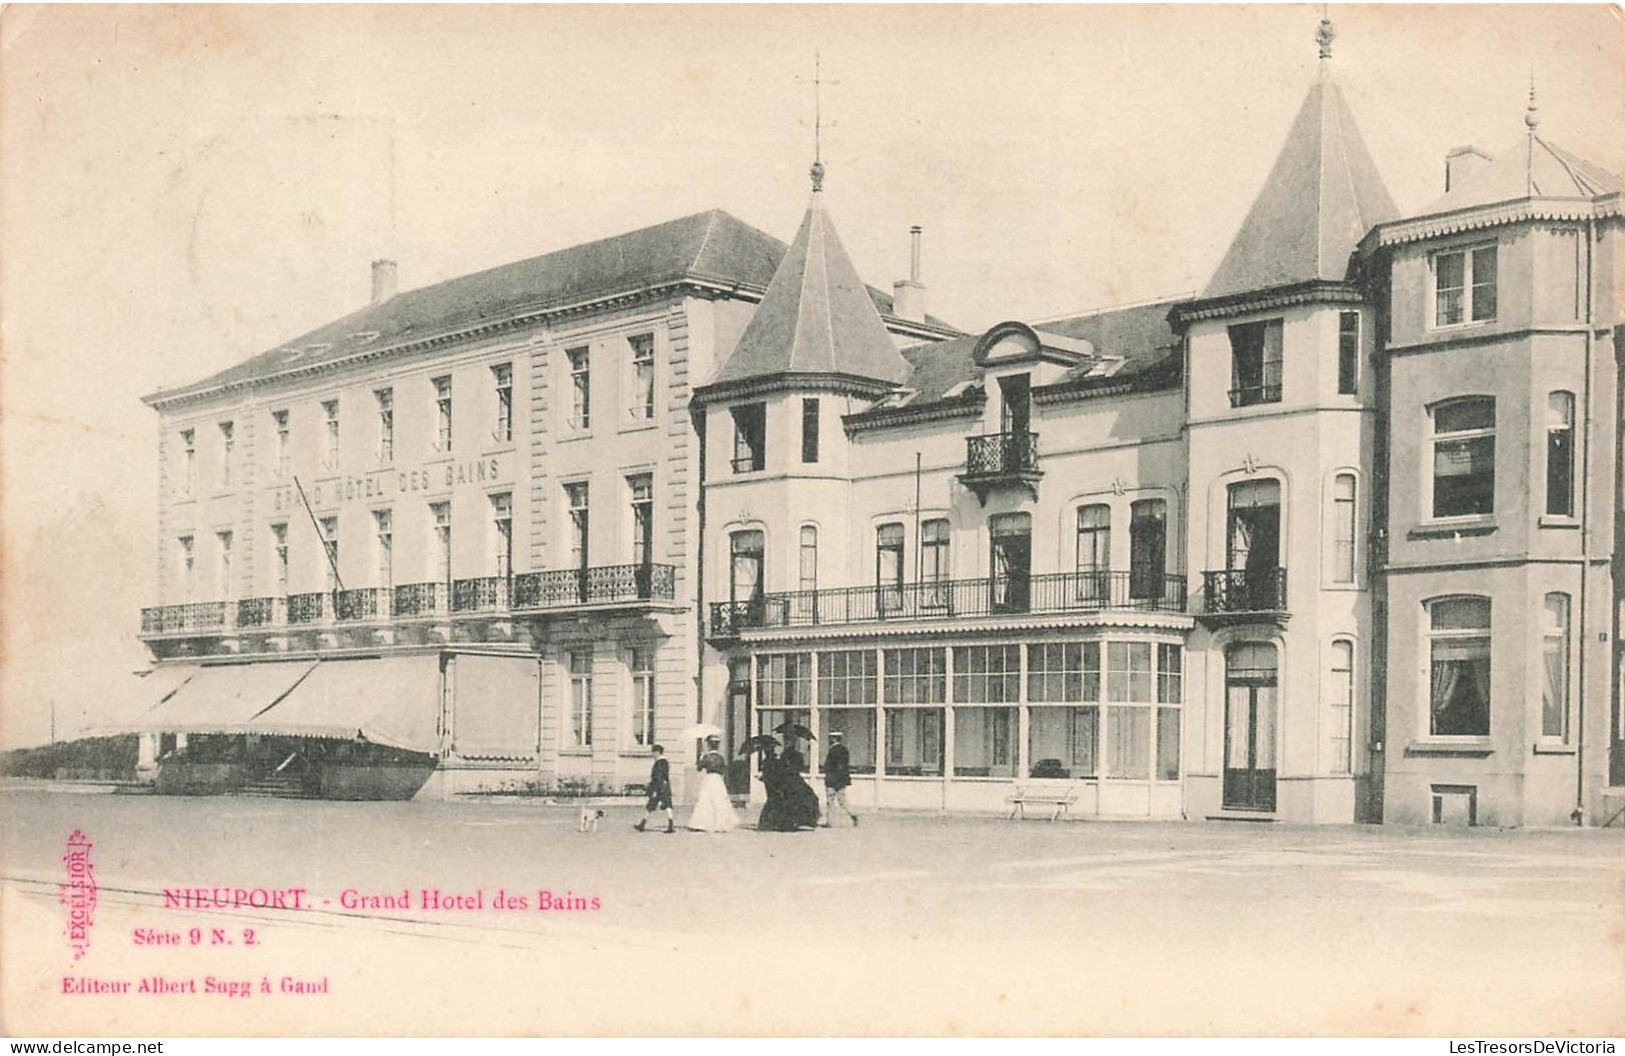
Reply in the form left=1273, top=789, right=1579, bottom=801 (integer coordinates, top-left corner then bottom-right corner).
left=1170, top=280, right=1368, bottom=327
left=1370, top=193, right=1622, bottom=249
left=692, top=371, right=900, bottom=407
left=842, top=391, right=985, bottom=434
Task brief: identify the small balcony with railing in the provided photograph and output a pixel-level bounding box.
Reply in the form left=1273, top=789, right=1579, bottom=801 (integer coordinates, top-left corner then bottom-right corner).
left=708, top=569, right=1187, bottom=638
left=958, top=431, right=1042, bottom=504
left=1199, top=567, right=1289, bottom=626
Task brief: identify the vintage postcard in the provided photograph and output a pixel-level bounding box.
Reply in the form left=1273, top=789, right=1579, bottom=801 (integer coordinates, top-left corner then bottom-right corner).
left=2, top=4, right=1623, bottom=1039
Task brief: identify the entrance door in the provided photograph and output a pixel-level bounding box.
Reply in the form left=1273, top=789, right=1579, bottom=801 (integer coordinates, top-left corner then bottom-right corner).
left=1223, top=642, right=1278, bottom=811
left=989, top=513, right=1031, bottom=614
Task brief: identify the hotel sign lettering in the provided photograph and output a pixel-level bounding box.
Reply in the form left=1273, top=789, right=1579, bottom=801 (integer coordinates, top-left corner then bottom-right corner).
left=270, top=455, right=511, bottom=512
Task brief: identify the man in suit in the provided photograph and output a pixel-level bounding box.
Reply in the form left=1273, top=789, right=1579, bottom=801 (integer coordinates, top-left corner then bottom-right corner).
left=634, top=744, right=675, bottom=834
left=821, top=731, right=859, bottom=827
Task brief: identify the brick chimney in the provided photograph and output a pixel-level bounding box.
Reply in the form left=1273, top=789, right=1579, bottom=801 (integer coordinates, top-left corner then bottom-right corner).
left=891, top=226, right=926, bottom=323
left=370, top=259, right=398, bottom=305
left=1445, top=146, right=1493, bottom=193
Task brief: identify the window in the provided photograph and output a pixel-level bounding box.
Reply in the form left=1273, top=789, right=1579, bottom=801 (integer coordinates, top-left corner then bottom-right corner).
left=179, top=429, right=195, bottom=496
left=375, top=389, right=393, bottom=464
left=1542, top=593, right=1571, bottom=741
left=628, top=475, right=653, bottom=569
left=1106, top=642, right=1153, bottom=703
left=1028, top=642, right=1100, bottom=703
left=433, top=377, right=453, bottom=451
left=1129, top=499, right=1167, bottom=601
left=177, top=535, right=195, bottom=596
left=373, top=509, right=393, bottom=588
left=921, top=519, right=950, bottom=603
left=756, top=653, right=812, bottom=767
left=798, top=526, right=818, bottom=593
left=954, top=707, right=1017, bottom=778
left=731, top=402, right=766, bottom=472
left=1546, top=392, right=1575, bottom=517
left=218, top=421, right=235, bottom=487
left=216, top=531, right=233, bottom=596
left=1027, top=706, right=1098, bottom=780
left=884, top=709, right=944, bottom=777
left=567, top=347, right=590, bottom=430
left=953, top=645, right=1020, bottom=704
left=491, top=363, right=512, bottom=442
left=1434, top=245, right=1497, bottom=326
left=490, top=493, right=513, bottom=577
left=1157, top=644, right=1182, bottom=782
left=1074, top=504, right=1111, bottom=601
left=568, top=650, right=593, bottom=748
left=1327, top=640, right=1354, bottom=773
left=1427, top=597, right=1491, bottom=737
left=876, top=523, right=904, bottom=609
left=818, top=650, right=877, bottom=706
left=800, top=398, right=820, bottom=463
left=628, top=335, right=655, bottom=422
left=430, top=501, right=451, bottom=584
left=565, top=482, right=589, bottom=571
left=628, top=646, right=656, bottom=748
left=883, top=647, right=945, bottom=705
left=1337, top=311, right=1360, bottom=395
left=1331, top=474, right=1357, bottom=583
left=1157, top=644, right=1182, bottom=704
left=271, top=410, right=290, bottom=479
left=1431, top=398, right=1495, bottom=518
left=820, top=708, right=876, bottom=775
left=319, top=516, right=339, bottom=591
left=729, top=530, right=764, bottom=607
left=321, top=400, right=339, bottom=469
left=270, top=523, right=289, bottom=593
left=1228, top=318, right=1283, bottom=406
left=1106, top=642, right=1154, bottom=779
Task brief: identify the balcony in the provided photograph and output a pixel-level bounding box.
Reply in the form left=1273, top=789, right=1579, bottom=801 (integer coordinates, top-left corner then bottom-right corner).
left=140, top=563, right=678, bottom=647
left=708, top=570, right=1186, bottom=638
left=1200, top=567, right=1289, bottom=626
left=959, top=431, right=1042, bottom=504
left=1228, top=384, right=1282, bottom=408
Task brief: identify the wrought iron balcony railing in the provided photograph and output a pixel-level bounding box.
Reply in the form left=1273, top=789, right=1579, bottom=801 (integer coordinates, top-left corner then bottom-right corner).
left=235, top=597, right=282, bottom=628
left=511, top=563, right=675, bottom=609
left=335, top=587, right=390, bottom=622
left=708, top=569, right=1186, bottom=637
left=963, top=431, right=1040, bottom=477
left=1202, top=567, right=1288, bottom=614
left=139, top=601, right=228, bottom=635
left=392, top=582, right=447, bottom=618
left=285, top=592, right=329, bottom=625
left=452, top=576, right=511, bottom=613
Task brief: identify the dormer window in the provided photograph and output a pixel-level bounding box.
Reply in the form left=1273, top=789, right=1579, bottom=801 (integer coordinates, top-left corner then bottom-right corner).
left=1228, top=319, right=1283, bottom=407
left=1433, top=245, right=1497, bottom=327
left=731, top=403, right=766, bottom=473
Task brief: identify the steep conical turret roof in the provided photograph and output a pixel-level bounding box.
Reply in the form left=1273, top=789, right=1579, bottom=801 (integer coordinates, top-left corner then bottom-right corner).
left=1202, top=51, right=1398, bottom=299
left=710, top=190, right=911, bottom=387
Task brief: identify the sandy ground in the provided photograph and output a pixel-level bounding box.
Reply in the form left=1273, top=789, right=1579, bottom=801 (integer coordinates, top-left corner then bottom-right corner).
left=2, top=789, right=1622, bottom=1036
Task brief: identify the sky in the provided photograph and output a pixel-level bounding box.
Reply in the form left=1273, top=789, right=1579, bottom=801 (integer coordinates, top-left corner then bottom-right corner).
left=2, top=4, right=1622, bottom=748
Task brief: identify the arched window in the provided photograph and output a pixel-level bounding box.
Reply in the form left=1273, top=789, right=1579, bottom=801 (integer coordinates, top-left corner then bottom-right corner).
left=1541, top=593, right=1571, bottom=741
left=1546, top=393, right=1575, bottom=517
left=729, top=530, right=764, bottom=609
left=1430, top=398, right=1495, bottom=518
left=1327, top=639, right=1354, bottom=773
left=1330, top=474, right=1357, bottom=583
left=1426, top=597, right=1491, bottom=737
left=1074, top=504, right=1111, bottom=600
left=798, top=526, right=818, bottom=594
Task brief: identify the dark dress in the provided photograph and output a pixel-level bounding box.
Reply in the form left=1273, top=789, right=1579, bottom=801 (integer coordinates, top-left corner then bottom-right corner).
left=757, top=748, right=821, bottom=831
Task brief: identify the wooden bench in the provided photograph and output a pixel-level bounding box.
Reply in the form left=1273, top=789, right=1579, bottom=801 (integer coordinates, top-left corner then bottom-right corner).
left=1006, top=785, right=1078, bottom=821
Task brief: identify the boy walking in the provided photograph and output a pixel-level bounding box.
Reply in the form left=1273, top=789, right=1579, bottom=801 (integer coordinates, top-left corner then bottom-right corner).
left=634, top=744, right=675, bottom=833
left=821, top=731, right=859, bottom=827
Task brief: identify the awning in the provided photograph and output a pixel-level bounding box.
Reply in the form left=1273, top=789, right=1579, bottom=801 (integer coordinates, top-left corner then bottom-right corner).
left=85, top=666, right=202, bottom=735
left=247, top=656, right=442, bottom=754
left=121, top=661, right=317, bottom=735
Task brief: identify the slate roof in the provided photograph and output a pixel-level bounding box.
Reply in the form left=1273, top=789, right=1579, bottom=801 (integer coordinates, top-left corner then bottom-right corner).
left=1202, top=73, right=1398, bottom=299
left=1419, top=133, right=1625, bottom=215
left=149, top=209, right=950, bottom=404
left=867, top=297, right=1183, bottom=419
left=708, top=193, right=914, bottom=388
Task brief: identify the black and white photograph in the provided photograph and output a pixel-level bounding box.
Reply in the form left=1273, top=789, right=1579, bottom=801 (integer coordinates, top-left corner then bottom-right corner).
left=1, top=3, right=1622, bottom=1040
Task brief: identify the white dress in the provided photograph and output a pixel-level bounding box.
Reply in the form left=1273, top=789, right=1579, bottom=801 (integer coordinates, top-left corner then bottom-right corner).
left=686, top=757, right=740, bottom=832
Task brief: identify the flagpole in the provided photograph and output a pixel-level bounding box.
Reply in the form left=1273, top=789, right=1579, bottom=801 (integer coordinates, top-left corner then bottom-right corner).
left=293, top=475, right=344, bottom=593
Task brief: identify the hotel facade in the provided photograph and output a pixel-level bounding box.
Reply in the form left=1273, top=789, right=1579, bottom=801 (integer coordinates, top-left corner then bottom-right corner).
left=132, top=29, right=1624, bottom=826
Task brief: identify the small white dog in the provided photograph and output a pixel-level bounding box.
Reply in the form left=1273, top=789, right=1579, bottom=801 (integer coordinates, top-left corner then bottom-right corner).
left=577, top=807, right=606, bottom=833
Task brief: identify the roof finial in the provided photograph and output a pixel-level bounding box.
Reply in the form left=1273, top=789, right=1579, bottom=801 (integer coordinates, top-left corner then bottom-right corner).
left=1525, top=72, right=1541, bottom=131
left=810, top=51, right=827, bottom=193
left=1316, top=11, right=1336, bottom=61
